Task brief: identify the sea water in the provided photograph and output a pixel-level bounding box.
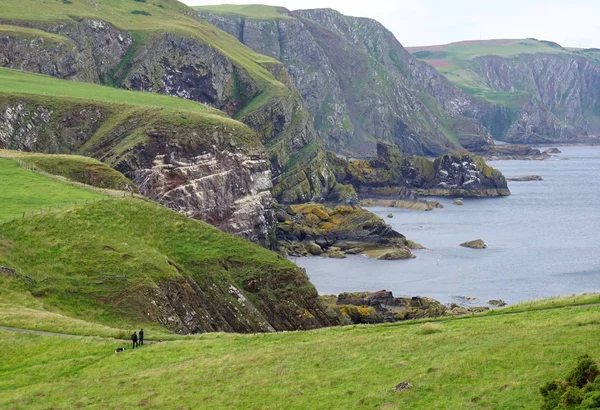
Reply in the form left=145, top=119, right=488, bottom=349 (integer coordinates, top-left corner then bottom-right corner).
left=294, top=146, right=600, bottom=304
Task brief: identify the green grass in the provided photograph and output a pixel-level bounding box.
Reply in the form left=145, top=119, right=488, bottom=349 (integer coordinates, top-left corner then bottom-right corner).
left=0, top=157, right=107, bottom=222
left=0, top=0, right=291, bottom=116
left=2, top=299, right=600, bottom=408
left=0, top=194, right=305, bottom=331
left=195, top=4, right=292, bottom=20
left=0, top=150, right=137, bottom=192
left=0, top=68, right=222, bottom=115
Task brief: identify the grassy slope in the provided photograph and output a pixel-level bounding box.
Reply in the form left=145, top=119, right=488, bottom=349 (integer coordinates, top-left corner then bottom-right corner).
left=2, top=296, right=600, bottom=408
left=0, top=68, right=222, bottom=114
left=0, top=150, right=137, bottom=192
left=0, top=0, right=289, bottom=116
left=0, top=157, right=107, bottom=222
left=194, top=4, right=292, bottom=19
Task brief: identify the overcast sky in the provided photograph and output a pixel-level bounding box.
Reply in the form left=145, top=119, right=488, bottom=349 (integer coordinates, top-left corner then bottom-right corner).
left=183, top=0, right=600, bottom=48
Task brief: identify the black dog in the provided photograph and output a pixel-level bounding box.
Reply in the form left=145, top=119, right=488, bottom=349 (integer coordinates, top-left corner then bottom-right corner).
left=115, top=347, right=126, bottom=353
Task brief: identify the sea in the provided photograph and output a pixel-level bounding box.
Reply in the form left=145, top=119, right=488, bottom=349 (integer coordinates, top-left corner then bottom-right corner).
left=293, top=146, right=600, bottom=305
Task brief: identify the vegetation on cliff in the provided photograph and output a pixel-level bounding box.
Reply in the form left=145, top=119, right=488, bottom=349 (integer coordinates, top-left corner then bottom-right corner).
left=0, top=158, right=341, bottom=333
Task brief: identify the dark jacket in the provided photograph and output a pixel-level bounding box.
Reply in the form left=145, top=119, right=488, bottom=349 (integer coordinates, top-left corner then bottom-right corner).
left=132, top=333, right=138, bottom=342
left=139, top=330, right=144, bottom=340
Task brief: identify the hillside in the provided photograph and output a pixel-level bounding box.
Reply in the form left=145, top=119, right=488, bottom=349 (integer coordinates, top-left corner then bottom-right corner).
left=408, top=39, right=600, bottom=143
left=197, top=6, right=504, bottom=157
left=0, top=67, right=279, bottom=243
left=2, top=293, right=600, bottom=408
left=0, top=157, right=341, bottom=334
left=0, top=0, right=338, bottom=204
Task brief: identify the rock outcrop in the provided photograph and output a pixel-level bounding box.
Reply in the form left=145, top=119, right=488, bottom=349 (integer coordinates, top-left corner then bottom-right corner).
left=330, top=142, right=510, bottom=198
left=198, top=7, right=499, bottom=157
left=275, top=203, right=413, bottom=258
left=0, top=94, right=274, bottom=244
left=460, top=239, right=487, bottom=249
left=322, top=290, right=489, bottom=324
left=0, top=10, right=339, bottom=206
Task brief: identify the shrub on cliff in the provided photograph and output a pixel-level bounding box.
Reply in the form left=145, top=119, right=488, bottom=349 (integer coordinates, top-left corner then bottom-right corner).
left=540, top=354, right=600, bottom=409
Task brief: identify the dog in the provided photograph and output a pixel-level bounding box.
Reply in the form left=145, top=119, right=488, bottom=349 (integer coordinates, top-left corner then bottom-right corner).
left=115, top=347, right=126, bottom=353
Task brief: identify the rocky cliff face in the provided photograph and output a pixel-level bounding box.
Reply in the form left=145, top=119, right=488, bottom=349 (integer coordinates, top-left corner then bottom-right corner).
left=0, top=15, right=337, bottom=206
left=0, top=93, right=273, bottom=244
left=330, top=142, right=509, bottom=198
left=471, top=54, right=600, bottom=143
left=199, top=8, right=501, bottom=156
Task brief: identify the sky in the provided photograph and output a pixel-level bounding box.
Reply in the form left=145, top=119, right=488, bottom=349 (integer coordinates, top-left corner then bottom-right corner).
left=183, top=0, right=600, bottom=48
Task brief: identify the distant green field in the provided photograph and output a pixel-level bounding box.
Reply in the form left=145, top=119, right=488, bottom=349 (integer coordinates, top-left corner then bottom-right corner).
left=195, top=4, right=292, bottom=20
left=0, top=157, right=107, bottom=222
left=0, top=68, right=222, bottom=115
left=2, top=296, right=600, bottom=409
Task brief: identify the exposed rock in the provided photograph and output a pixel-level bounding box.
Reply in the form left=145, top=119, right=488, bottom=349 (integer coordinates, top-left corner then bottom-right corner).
left=326, top=249, right=346, bottom=259
left=453, top=199, right=464, bottom=206
left=393, top=382, right=413, bottom=393
left=543, top=147, right=562, bottom=154
left=331, top=142, right=510, bottom=198
left=387, top=213, right=393, bottom=218
left=200, top=8, right=498, bottom=157
left=488, top=299, right=508, bottom=307
left=507, top=175, right=543, bottom=182
left=275, top=203, right=411, bottom=258
left=460, top=239, right=487, bottom=249
left=406, top=240, right=425, bottom=250
left=324, top=290, right=489, bottom=324
left=377, top=248, right=415, bottom=260
left=360, top=198, right=443, bottom=211
left=483, top=144, right=550, bottom=160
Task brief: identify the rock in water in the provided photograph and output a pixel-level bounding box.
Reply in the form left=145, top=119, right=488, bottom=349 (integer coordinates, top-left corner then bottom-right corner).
left=488, top=299, right=507, bottom=307
left=506, top=175, right=543, bottom=182
left=387, top=213, right=393, bottom=218
left=393, top=382, right=413, bottom=392
left=453, top=199, right=464, bottom=206
left=543, top=147, right=562, bottom=154
left=377, top=248, right=415, bottom=260
left=460, top=239, right=487, bottom=249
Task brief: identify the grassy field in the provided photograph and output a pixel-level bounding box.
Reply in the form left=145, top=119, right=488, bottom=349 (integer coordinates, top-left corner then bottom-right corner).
left=195, top=4, right=292, bottom=19
left=0, top=150, right=137, bottom=192
left=0, top=157, right=107, bottom=222
left=2, top=297, right=600, bottom=409
left=0, top=68, right=222, bottom=115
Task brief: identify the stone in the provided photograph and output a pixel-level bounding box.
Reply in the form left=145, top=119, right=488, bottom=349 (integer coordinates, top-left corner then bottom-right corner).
left=387, top=213, right=393, bottom=218
left=543, top=147, right=562, bottom=154
left=304, top=241, right=323, bottom=256
left=326, top=250, right=346, bottom=259
left=406, top=240, right=425, bottom=250
left=393, top=382, right=412, bottom=392
left=453, top=199, right=464, bottom=206
left=460, top=239, right=487, bottom=249
left=377, top=248, right=415, bottom=260
left=506, top=175, right=543, bottom=182
left=488, top=299, right=507, bottom=307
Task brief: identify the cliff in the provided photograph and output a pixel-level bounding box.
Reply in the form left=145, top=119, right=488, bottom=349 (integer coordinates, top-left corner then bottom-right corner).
left=409, top=39, right=600, bottom=144
left=197, top=6, right=501, bottom=156
left=0, top=194, right=343, bottom=333
left=0, top=69, right=273, bottom=244
left=0, top=0, right=338, bottom=204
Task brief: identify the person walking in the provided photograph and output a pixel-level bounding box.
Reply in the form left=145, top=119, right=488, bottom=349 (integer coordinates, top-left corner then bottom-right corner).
left=139, top=329, right=144, bottom=346
left=131, top=331, right=138, bottom=349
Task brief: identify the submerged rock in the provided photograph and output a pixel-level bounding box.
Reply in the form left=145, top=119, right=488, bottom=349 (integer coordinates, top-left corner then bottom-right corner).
left=507, top=175, right=543, bottom=181
left=460, top=239, right=487, bottom=249
left=387, top=213, right=394, bottom=218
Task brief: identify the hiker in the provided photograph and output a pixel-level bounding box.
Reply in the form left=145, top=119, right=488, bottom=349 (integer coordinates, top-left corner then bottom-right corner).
left=131, top=331, right=138, bottom=349
left=139, top=329, right=144, bottom=346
